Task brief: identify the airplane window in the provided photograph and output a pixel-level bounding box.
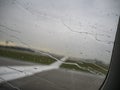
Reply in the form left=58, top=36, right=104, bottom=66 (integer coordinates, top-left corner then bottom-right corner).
left=0, top=0, right=120, bottom=90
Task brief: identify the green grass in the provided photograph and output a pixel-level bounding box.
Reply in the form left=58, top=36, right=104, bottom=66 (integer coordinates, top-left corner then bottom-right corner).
left=95, top=63, right=109, bottom=70
left=60, top=60, right=108, bottom=75
left=0, top=48, right=56, bottom=65
left=60, top=64, right=89, bottom=73
left=0, top=47, right=108, bottom=75
left=81, top=62, right=108, bottom=75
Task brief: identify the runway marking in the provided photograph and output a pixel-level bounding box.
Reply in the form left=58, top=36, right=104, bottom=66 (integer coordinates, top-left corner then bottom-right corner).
left=0, top=56, right=68, bottom=83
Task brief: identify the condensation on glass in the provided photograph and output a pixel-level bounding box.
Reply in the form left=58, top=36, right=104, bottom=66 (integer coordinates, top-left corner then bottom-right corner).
left=0, top=0, right=120, bottom=90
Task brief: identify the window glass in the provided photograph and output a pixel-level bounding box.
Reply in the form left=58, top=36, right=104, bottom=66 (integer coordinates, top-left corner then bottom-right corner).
left=0, top=0, right=120, bottom=90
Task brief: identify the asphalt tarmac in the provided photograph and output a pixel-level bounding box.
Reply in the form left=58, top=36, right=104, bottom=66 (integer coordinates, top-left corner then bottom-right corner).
left=1, top=69, right=104, bottom=90
left=0, top=57, right=38, bottom=66
left=0, top=57, right=105, bottom=90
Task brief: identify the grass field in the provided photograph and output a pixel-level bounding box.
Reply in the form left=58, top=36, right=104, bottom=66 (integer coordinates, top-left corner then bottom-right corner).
left=60, top=60, right=108, bottom=75
left=0, top=48, right=56, bottom=65
left=0, top=46, right=108, bottom=75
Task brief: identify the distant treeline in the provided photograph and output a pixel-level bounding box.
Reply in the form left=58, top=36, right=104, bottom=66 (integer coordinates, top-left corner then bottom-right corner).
left=0, top=45, right=34, bottom=52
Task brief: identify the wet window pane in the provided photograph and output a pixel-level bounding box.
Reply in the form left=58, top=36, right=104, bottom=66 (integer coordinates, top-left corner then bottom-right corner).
left=0, top=0, right=120, bottom=90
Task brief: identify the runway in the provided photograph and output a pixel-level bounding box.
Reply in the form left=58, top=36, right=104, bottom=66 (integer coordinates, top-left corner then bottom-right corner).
left=0, top=57, right=104, bottom=90
left=1, top=69, right=104, bottom=90
left=0, top=57, right=38, bottom=66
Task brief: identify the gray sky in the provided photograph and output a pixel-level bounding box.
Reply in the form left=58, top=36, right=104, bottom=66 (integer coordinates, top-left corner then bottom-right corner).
left=0, top=0, right=120, bottom=63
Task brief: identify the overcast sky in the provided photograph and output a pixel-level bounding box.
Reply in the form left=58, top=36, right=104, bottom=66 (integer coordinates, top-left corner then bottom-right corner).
left=0, top=0, right=120, bottom=63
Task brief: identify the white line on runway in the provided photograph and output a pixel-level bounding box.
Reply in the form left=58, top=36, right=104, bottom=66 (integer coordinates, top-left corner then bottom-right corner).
left=0, top=56, right=68, bottom=83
